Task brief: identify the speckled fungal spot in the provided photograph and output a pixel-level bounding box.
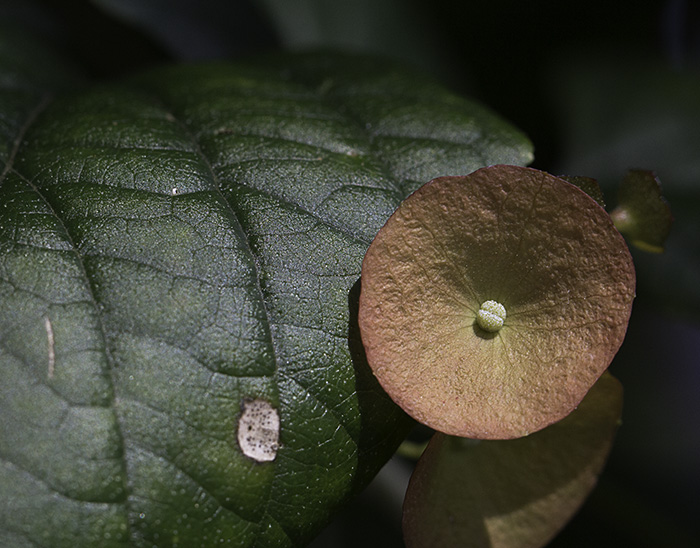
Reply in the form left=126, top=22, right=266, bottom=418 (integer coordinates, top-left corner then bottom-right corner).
left=237, top=398, right=279, bottom=462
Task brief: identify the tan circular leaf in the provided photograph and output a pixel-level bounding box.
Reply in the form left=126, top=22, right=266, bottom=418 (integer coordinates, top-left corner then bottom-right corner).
left=358, top=165, right=635, bottom=439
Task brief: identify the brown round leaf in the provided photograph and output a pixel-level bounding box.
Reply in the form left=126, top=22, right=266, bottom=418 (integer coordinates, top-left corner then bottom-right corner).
left=358, top=165, right=635, bottom=439
left=402, top=372, right=623, bottom=548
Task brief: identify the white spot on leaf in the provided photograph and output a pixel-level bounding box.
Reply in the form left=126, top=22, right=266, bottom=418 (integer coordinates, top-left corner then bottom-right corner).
left=237, top=398, right=279, bottom=462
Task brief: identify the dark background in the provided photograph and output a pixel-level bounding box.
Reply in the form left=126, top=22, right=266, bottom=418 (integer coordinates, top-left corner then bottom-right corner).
left=15, top=0, right=700, bottom=545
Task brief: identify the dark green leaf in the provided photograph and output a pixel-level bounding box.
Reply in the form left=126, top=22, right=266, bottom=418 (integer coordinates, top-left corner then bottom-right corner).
left=0, top=40, right=532, bottom=547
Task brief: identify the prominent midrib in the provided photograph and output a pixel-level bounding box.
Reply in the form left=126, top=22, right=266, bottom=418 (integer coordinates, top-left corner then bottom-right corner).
left=145, top=92, right=309, bottom=547
left=144, top=85, right=386, bottom=545
left=136, top=74, right=415, bottom=546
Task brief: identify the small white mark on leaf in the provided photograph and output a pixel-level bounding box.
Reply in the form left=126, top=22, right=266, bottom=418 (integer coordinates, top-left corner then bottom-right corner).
left=171, top=187, right=179, bottom=196
left=44, top=316, right=55, bottom=379
left=237, top=398, right=279, bottom=462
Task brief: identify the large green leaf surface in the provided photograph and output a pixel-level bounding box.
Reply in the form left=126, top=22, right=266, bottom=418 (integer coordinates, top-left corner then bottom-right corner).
left=0, top=28, right=533, bottom=547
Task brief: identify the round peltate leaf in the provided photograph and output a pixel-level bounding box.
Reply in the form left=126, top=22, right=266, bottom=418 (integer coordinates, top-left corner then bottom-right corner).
left=359, top=165, right=635, bottom=439
left=403, top=373, right=623, bottom=548
left=0, top=30, right=533, bottom=548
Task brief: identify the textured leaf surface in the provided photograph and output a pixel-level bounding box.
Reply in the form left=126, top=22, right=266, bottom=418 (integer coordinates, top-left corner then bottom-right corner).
left=358, top=166, right=634, bottom=439
left=0, top=32, right=533, bottom=548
